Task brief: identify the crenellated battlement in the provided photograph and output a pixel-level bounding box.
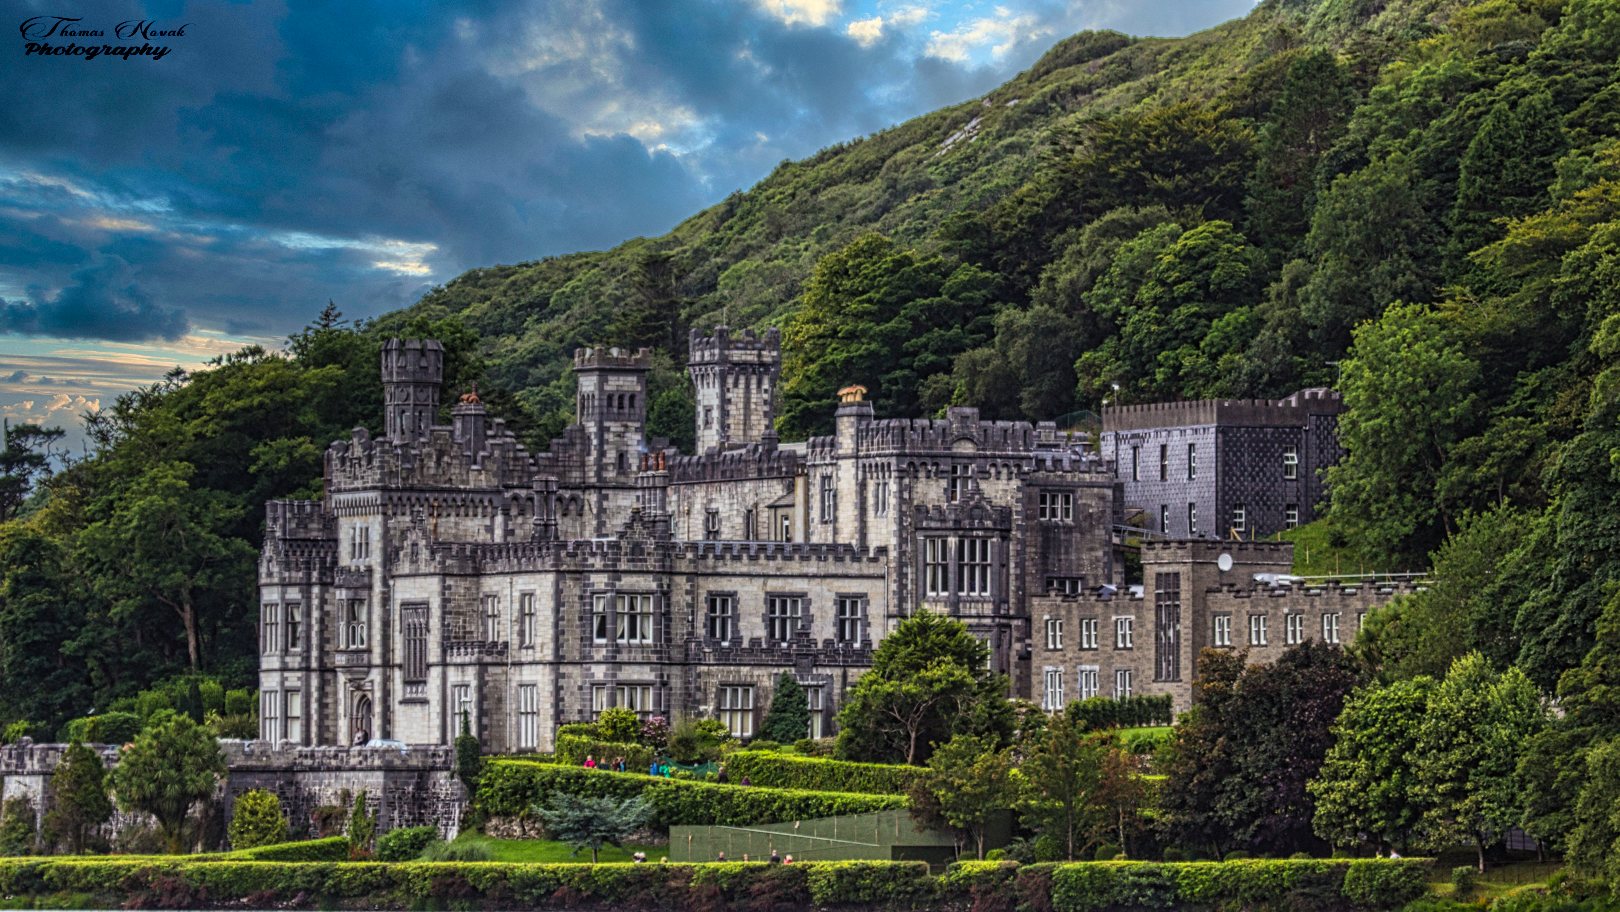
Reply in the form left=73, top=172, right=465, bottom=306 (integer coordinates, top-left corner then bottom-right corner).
left=1103, top=388, right=1343, bottom=433
left=688, top=325, right=781, bottom=364
left=326, top=423, right=538, bottom=492
left=666, top=442, right=799, bottom=483
left=265, top=499, right=333, bottom=539
left=573, top=345, right=654, bottom=371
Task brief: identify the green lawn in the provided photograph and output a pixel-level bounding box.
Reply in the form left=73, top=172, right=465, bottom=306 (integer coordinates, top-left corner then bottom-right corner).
left=451, top=833, right=669, bottom=864
left=1426, top=859, right=1564, bottom=902
left=1116, top=726, right=1174, bottom=754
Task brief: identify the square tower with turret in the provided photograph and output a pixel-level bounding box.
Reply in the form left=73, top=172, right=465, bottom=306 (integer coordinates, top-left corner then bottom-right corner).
left=688, top=326, right=781, bottom=453
left=381, top=339, right=444, bottom=442
left=573, top=345, right=652, bottom=485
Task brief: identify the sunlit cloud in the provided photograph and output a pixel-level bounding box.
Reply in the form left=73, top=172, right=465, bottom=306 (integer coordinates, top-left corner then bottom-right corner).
left=926, top=8, right=1050, bottom=63
left=756, top=0, right=842, bottom=27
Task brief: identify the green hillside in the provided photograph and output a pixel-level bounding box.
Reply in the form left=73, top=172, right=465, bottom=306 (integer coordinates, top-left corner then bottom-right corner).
left=393, top=0, right=1494, bottom=446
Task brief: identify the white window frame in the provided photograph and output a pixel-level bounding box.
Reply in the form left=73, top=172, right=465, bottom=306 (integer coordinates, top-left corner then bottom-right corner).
left=706, top=594, right=736, bottom=641
left=1160, top=504, right=1170, bottom=534
left=1249, top=614, right=1268, bottom=646
left=1039, top=491, right=1074, bottom=522
left=1043, top=668, right=1065, bottom=711
left=1158, top=444, right=1168, bottom=482
left=1081, top=617, right=1099, bottom=650
left=616, top=593, right=654, bottom=645
left=344, top=600, right=367, bottom=650
left=519, top=592, right=536, bottom=647
left=1323, top=612, right=1341, bottom=644
left=1045, top=617, right=1064, bottom=650
left=261, top=691, right=279, bottom=741
left=284, top=691, right=302, bottom=744
left=262, top=603, right=280, bottom=655
left=835, top=597, right=863, bottom=644
left=1115, top=669, right=1133, bottom=699
left=452, top=684, right=473, bottom=731
left=820, top=474, right=836, bottom=522
left=1285, top=504, right=1300, bottom=529
left=517, top=684, right=539, bottom=749
left=1114, top=616, right=1134, bottom=650
left=591, top=593, right=610, bottom=644
left=1187, top=443, right=1197, bottom=481
left=1283, top=447, right=1299, bottom=480
left=481, top=594, right=500, bottom=642
left=1286, top=613, right=1305, bottom=645
left=957, top=538, right=992, bottom=597
left=766, top=595, right=803, bottom=643
left=1232, top=505, right=1246, bottom=535
left=1214, top=614, right=1232, bottom=647
left=1188, top=502, right=1198, bottom=536
left=1077, top=666, right=1100, bottom=700
left=924, top=538, right=949, bottom=597
left=718, top=685, right=754, bottom=739
left=806, top=685, right=826, bottom=739
left=704, top=508, right=721, bottom=539
left=284, top=603, right=302, bottom=652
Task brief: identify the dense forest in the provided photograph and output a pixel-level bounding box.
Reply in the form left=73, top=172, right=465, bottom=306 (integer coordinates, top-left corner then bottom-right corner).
left=4, top=0, right=1620, bottom=881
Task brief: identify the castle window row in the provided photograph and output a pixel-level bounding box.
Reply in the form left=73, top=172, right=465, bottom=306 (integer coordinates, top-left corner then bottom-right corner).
left=1043, top=615, right=1137, bottom=652
left=1212, top=611, right=1360, bottom=649
left=699, top=593, right=867, bottom=645
left=1040, top=665, right=1134, bottom=711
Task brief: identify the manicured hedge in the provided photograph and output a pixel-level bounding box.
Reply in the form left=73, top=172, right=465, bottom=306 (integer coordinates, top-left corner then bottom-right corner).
left=721, top=750, right=925, bottom=795
left=223, top=835, right=350, bottom=861
left=475, top=760, right=907, bottom=828
left=1048, top=859, right=1430, bottom=911
left=1067, top=694, right=1174, bottom=730
left=553, top=733, right=656, bottom=772
left=0, top=857, right=1431, bottom=911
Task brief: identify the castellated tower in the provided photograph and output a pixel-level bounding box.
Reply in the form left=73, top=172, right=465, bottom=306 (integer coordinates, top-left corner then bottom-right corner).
left=688, top=326, right=781, bottom=453
left=573, top=345, right=652, bottom=484
left=381, top=339, right=444, bottom=442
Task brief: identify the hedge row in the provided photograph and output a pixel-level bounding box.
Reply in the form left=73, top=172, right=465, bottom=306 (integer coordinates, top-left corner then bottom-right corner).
left=1050, top=859, right=1429, bottom=911
left=475, top=760, right=907, bottom=828
left=554, top=733, right=656, bottom=772
left=721, top=751, right=925, bottom=795
left=0, top=858, right=1431, bottom=911
left=1068, top=694, right=1174, bottom=730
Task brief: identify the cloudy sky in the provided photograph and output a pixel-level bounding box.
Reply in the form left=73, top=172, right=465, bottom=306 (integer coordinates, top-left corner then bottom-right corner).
left=0, top=0, right=1255, bottom=450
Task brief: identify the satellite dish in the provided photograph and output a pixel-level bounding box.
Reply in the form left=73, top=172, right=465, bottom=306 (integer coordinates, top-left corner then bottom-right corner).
left=1217, top=552, right=1234, bottom=573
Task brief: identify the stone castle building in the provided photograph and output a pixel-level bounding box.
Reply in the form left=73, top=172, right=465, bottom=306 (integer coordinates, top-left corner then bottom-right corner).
left=259, top=331, right=1405, bottom=751
left=1100, top=390, right=1344, bottom=539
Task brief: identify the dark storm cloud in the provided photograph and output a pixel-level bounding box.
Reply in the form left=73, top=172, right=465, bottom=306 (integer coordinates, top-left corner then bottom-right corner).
left=0, top=0, right=1257, bottom=348
left=0, top=258, right=189, bottom=341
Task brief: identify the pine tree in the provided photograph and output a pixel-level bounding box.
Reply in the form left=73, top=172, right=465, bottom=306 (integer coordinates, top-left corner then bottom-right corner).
left=760, top=674, right=811, bottom=743
left=45, top=741, right=112, bottom=854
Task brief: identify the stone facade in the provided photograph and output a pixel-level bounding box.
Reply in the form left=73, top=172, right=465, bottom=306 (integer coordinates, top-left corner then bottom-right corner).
left=1030, top=540, right=1421, bottom=713
left=260, top=336, right=1394, bottom=752
left=261, top=331, right=1120, bottom=752
left=1100, top=389, right=1344, bottom=538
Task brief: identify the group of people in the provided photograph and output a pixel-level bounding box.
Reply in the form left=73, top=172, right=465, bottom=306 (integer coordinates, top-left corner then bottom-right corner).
left=714, top=850, right=794, bottom=864
left=581, top=754, right=678, bottom=777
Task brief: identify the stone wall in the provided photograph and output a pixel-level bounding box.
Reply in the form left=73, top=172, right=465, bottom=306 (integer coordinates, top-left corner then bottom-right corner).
left=0, top=740, right=464, bottom=848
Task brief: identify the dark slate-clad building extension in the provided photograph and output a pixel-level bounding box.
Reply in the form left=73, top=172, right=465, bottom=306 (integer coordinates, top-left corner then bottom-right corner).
left=1100, top=389, right=1344, bottom=539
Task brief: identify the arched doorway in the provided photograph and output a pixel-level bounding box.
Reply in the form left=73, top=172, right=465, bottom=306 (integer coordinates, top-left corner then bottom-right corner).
left=352, top=694, right=373, bottom=745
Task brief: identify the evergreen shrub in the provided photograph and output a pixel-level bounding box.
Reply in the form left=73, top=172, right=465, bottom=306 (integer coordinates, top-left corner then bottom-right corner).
left=721, top=750, right=925, bottom=795
left=376, top=826, right=438, bottom=862
left=475, top=760, right=905, bottom=827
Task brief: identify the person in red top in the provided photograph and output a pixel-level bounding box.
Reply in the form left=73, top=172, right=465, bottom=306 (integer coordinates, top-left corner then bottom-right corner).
left=584, top=754, right=596, bottom=769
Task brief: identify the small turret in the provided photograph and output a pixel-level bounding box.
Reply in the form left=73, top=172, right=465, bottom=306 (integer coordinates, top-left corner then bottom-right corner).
left=451, top=386, right=488, bottom=459
left=572, top=345, right=652, bottom=484
left=381, top=339, right=444, bottom=443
